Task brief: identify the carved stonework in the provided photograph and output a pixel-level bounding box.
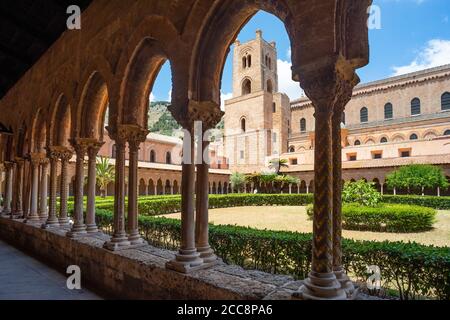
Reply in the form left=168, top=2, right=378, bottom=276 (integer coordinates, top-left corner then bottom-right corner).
left=48, top=146, right=73, bottom=161
left=168, top=100, right=224, bottom=130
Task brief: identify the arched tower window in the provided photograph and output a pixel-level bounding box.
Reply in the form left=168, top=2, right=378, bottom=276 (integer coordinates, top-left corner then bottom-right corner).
left=166, top=152, right=172, bottom=164
left=300, top=118, right=306, bottom=132
left=112, top=144, right=117, bottom=158
left=247, top=55, right=252, bottom=68
left=380, top=137, right=388, bottom=143
left=410, top=133, right=418, bottom=140
left=242, top=56, right=247, bottom=69
left=242, top=79, right=251, bottom=95
left=272, top=102, right=276, bottom=113
left=267, top=79, right=273, bottom=93
left=384, top=103, right=393, bottom=119
left=360, top=107, right=368, bottom=123
left=150, top=150, right=156, bottom=163
left=411, top=98, right=421, bottom=115
left=241, top=118, right=246, bottom=133
left=444, top=129, right=450, bottom=136
left=442, top=92, right=450, bottom=110
left=354, top=140, right=361, bottom=146
left=289, top=146, right=295, bottom=153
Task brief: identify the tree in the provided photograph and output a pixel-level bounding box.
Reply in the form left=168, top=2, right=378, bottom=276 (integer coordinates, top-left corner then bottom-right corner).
left=342, top=180, right=382, bottom=207
left=96, top=156, right=115, bottom=198
left=268, top=158, right=288, bottom=175
left=386, top=164, right=449, bottom=195
left=230, top=172, right=246, bottom=193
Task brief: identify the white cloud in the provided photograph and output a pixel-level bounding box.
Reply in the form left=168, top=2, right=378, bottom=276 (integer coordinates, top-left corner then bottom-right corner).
left=167, top=89, right=172, bottom=101
left=220, top=92, right=233, bottom=111
left=392, top=39, right=450, bottom=76
left=277, top=59, right=304, bottom=100
left=150, top=93, right=155, bottom=102
left=286, top=48, right=291, bottom=60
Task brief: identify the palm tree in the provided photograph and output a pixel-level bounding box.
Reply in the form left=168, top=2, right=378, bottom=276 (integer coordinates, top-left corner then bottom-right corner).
left=268, top=158, right=289, bottom=175
left=96, top=156, right=115, bottom=198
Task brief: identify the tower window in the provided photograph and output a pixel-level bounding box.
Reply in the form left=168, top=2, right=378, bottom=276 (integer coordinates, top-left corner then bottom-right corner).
left=289, top=146, right=295, bottom=153
left=166, top=152, right=172, bottom=164
left=384, top=103, right=393, bottom=119
left=442, top=92, right=450, bottom=110
left=354, top=140, right=361, bottom=146
left=411, top=98, right=421, bottom=115
left=242, top=56, right=247, bottom=69
left=300, top=118, right=306, bottom=132
left=444, top=129, right=450, bottom=136
left=267, top=80, right=273, bottom=93
left=242, top=79, right=251, bottom=95
left=410, top=133, right=418, bottom=140
left=241, top=118, right=246, bottom=133
left=272, top=102, right=276, bottom=113
left=380, top=137, right=388, bottom=143
left=247, top=55, right=252, bottom=68
left=360, top=107, right=368, bottom=123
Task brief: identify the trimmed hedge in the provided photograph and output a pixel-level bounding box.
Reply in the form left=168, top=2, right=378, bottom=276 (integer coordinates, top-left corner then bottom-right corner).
left=306, top=203, right=437, bottom=233
left=94, top=209, right=450, bottom=300
left=382, top=195, right=450, bottom=210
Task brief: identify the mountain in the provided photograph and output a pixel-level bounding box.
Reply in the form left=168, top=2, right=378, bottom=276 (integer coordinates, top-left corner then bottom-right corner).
left=148, top=101, right=181, bottom=136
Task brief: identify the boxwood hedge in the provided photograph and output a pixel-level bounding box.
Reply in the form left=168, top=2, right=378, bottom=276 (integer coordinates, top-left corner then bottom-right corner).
left=94, top=208, right=450, bottom=300
left=306, top=203, right=436, bottom=233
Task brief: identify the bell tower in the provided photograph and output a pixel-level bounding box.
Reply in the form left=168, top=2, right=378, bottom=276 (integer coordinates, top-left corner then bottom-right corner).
left=232, top=29, right=278, bottom=98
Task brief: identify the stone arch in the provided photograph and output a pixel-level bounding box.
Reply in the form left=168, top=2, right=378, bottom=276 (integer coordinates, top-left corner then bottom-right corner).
left=76, top=71, right=109, bottom=140
left=422, top=129, right=438, bottom=140
left=30, top=109, right=47, bottom=153
left=139, top=178, right=147, bottom=196
left=156, top=178, right=164, bottom=195
left=391, top=133, right=406, bottom=143
left=241, top=78, right=252, bottom=95
left=148, top=179, right=155, bottom=195
left=165, top=179, right=172, bottom=194
left=173, top=180, right=179, bottom=195
left=364, top=136, right=376, bottom=145
left=49, top=94, right=72, bottom=147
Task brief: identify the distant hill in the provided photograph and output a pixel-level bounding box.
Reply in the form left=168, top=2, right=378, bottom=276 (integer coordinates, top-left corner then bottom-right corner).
left=148, top=100, right=224, bottom=137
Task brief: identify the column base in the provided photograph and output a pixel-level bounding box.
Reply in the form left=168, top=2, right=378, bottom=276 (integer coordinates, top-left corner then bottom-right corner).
left=166, top=249, right=205, bottom=273
left=334, top=266, right=358, bottom=299
left=103, top=232, right=131, bottom=251
left=66, top=224, right=87, bottom=238
left=58, top=218, right=70, bottom=227
left=24, top=214, right=42, bottom=224
left=292, top=271, right=347, bottom=300
left=86, top=224, right=99, bottom=233
left=128, top=232, right=147, bottom=246
left=197, top=245, right=220, bottom=265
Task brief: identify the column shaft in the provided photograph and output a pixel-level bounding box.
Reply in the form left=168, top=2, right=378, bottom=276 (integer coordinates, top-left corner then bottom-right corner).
left=59, top=154, right=70, bottom=225
left=28, top=159, right=40, bottom=222
left=86, top=146, right=100, bottom=233
left=127, top=140, right=144, bottom=244
left=47, top=156, right=59, bottom=225
left=39, top=160, right=49, bottom=221
left=67, top=144, right=87, bottom=237
left=3, top=163, right=13, bottom=215
left=15, top=159, right=24, bottom=217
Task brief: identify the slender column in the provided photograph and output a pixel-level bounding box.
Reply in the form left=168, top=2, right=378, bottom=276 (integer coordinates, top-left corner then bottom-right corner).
left=127, top=128, right=148, bottom=245
left=289, top=184, right=292, bottom=194
left=195, top=136, right=218, bottom=264
left=166, top=124, right=202, bottom=272
left=437, top=187, right=440, bottom=197
left=393, top=187, right=396, bottom=195
left=332, top=105, right=355, bottom=297
left=58, top=150, right=72, bottom=226
left=38, top=159, right=49, bottom=222
left=67, top=141, right=87, bottom=237
left=27, top=155, right=41, bottom=222
left=86, top=142, right=104, bottom=233
left=154, top=185, right=157, bottom=196
left=0, top=164, right=3, bottom=212
left=46, top=150, right=59, bottom=225
left=2, top=162, right=13, bottom=215
left=14, top=158, right=24, bottom=217
left=295, top=67, right=355, bottom=300
left=104, top=127, right=130, bottom=250
left=380, top=184, right=384, bottom=195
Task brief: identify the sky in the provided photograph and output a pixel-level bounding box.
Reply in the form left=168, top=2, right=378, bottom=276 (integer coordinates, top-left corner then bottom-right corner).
left=150, top=0, right=450, bottom=104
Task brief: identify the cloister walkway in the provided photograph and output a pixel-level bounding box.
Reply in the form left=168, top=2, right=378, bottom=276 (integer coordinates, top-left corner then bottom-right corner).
left=0, top=240, right=101, bottom=300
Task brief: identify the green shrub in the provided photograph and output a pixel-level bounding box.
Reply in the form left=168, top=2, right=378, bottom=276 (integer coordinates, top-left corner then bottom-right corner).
left=306, top=203, right=436, bottom=233
left=342, top=180, right=382, bottom=207
left=382, top=195, right=450, bottom=210
left=94, top=208, right=450, bottom=300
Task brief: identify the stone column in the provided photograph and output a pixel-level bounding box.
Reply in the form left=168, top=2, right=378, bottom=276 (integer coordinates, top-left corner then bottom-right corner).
left=14, top=158, right=24, bottom=217
left=126, top=126, right=148, bottom=245
left=2, top=162, right=14, bottom=215
left=289, top=184, right=292, bottom=194
left=437, top=187, right=440, bottom=197
left=67, top=140, right=87, bottom=237
left=166, top=124, right=202, bottom=272
left=154, top=185, right=157, bottom=196
left=104, top=127, right=130, bottom=250
left=46, top=149, right=59, bottom=225
left=27, top=155, right=41, bottom=222
left=58, top=149, right=72, bottom=226
left=195, top=134, right=218, bottom=265
left=332, top=100, right=355, bottom=297
left=86, top=141, right=104, bottom=233
left=0, top=163, right=3, bottom=212
left=38, top=158, right=49, bottom=222
left=380, top=184, right=384, bottom=195
left=295, top=67, right=356, bottom=300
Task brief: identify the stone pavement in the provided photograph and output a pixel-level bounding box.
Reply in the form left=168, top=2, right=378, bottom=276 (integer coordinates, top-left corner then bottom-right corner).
left=0, top=239, right=101, bottom=300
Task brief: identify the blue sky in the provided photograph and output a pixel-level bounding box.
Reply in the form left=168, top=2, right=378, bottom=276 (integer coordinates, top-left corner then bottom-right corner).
left=151, top=0, right=450, bottom=103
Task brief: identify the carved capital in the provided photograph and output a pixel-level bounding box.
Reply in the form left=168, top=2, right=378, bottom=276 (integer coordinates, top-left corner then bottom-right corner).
left=294, top=56, right=359, bottom=115
left=48, top=146, right=73, bottom=161
left=3, top=161, right=15, bottom=170
left=29, top=153, right=43, bottom=167
left=168, top=100, right=224, bottom=130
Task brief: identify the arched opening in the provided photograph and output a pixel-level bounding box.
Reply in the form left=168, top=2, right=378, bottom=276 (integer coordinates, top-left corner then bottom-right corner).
left=354, top=140, right=361, bottom=146
left=360, top=107, right=368, bottom=123
left=410, top=133, right=418, bottom=140
left=267, top=79, right=273, bottom=93
left=289, top=146, right=295, bottom=153
left=241, top=118, right=246, bottom=133
left=156, top=179, right=164, bottom=195
left=300, top=118, right=306, bottom=132
left=165, top=151, right=171, bottom=164
left=49, top=94, right=72, bottom=148
left=384, top=103, right=393, bottom=120
left=173, top=180, right=179, bottom=194
left=148, top=179, right=155, bottom=195
left=411, top=98, right=421, bottom=116
left=380, top=137, right=388, bottom=143
left=444, top=130, right=450, bottom=136
left=165, top=179, right=171, bottom=194
left=150, top=150, right=156, bottom=162
left=138, top=179, right=146, bottom=196
left=442, top=92, right=450, bottom=111
left=242, top=79, right=252, bottom=95
left=247, top=55, right=252, bottom=68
